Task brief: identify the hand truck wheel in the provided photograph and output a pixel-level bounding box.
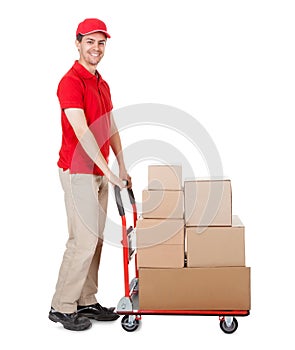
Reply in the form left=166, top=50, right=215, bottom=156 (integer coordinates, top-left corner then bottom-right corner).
left=219, top=316, right=238, bottom=334
left=121, top=315, right=140, bottom=332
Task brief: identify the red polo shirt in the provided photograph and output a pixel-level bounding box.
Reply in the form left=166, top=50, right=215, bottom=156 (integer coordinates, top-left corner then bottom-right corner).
left=57, top=61, right=113, bottom=175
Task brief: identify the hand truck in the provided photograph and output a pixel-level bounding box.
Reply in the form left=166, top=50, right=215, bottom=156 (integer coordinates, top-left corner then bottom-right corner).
left=114, top=185, right=249, bottom=334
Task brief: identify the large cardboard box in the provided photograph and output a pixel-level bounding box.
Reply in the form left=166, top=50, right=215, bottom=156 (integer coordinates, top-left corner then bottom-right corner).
left=139, top=267, right=251, bottom=310
left=186, top=215, right=245, bottom=267
left=184, top=179, right=232, bottom=226
left=136, top=219, right=185, bottom=268
left=142, top=190, right=184, bottom=219
left=148, top=165, right=182, bottom=190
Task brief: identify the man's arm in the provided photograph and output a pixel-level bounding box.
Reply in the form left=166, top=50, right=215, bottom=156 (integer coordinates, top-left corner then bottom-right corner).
left=65, top=108, right=124, bottom=188
left=110, top=112, right=132, bottom=188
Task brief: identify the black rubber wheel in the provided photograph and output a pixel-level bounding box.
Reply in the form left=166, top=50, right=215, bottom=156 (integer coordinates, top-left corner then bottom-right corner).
left=220, top=317, right=238, bottom=334
left=121, top=315, right=140, bottom=332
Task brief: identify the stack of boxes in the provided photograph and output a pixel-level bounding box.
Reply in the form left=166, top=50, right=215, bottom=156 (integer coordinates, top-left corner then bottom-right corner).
left=137, top=165, right=184, bottom=268
left=138, top=165, right=251, bottom=311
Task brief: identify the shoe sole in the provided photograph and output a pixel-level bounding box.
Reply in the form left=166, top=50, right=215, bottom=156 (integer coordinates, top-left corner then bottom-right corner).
left=49, top=313, right=92, bottom=331
left=78, top=312, right=120, bottom=321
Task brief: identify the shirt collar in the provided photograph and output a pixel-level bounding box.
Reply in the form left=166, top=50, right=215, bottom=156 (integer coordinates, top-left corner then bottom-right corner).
left=73, top=60, right=98, bottom=80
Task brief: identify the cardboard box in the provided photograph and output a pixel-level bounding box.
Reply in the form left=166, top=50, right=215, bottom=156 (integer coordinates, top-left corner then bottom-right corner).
left=139, top=267, right=251, bottom=310
left=137, top=245, right=184, bottom=268
left=148, top=165, right=182, bottom=190
left=136, top=219, right=185, bottom=268
left=136, top=218, right=184, bottom=247
left=184, top=179, right=232, bottom=226
left=142, top=190, right=184, bottom=219
left=186, top=215, right=245, bottom=267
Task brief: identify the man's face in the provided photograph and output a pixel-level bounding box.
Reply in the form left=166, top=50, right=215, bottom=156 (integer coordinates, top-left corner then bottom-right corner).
left=76, top=32, right=107, bottom=73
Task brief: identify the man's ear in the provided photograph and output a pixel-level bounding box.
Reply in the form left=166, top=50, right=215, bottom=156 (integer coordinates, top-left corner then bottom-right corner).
left=75, top=40, right=80, bottom=51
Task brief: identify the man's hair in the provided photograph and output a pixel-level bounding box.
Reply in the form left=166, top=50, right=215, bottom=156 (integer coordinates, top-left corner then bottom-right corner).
left=76, top=33, right=108, bottom=42
left=76, top=34, right=83, bottom=42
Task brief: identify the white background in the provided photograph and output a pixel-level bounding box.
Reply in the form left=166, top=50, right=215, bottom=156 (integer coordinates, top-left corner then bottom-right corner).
left=1, top=0, right=294, bottom=348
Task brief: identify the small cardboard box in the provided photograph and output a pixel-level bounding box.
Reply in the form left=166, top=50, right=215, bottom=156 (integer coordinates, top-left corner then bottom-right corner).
left=139, top=267, right=251, bottom=310
left=142, top=190, right=184, bottom=219
left=184, top=179, right=232, bottom=226
left=136, top=218, right=184, bottom=247
left=137, top=245, right=184, bottom=268
left=136, top=219, right=184, bottom=268
left=148, top=165, right=182, bottom=190
left=186, top=215, right=245, bottom=267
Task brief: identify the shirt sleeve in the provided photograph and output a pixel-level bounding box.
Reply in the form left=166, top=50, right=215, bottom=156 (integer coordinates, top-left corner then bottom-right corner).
left=57, top=76, right=84, bottom=110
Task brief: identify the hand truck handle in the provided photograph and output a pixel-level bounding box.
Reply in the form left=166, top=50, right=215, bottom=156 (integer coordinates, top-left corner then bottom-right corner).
left=114, top=181, right=135, bottom=217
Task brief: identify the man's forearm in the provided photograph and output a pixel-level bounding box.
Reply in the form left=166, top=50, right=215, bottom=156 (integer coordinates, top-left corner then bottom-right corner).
left=65, top=108, right=111, bottom=177
left=110, top=112, right=127, bottom=170
left=110, top=131, right=125, bottom=168
left=79, top=128, right=111, bottom=177
left=64, top=108, right=124, bottom=188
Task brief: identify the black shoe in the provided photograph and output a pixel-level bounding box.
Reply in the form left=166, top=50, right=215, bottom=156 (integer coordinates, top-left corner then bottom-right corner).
left=49, top=307, right=92, bottom=331
left=77, top=303, right=120, bottom=321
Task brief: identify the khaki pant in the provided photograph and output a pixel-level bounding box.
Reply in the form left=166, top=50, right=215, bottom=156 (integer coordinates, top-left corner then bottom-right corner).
left=51, top=169, right=108, bottom=313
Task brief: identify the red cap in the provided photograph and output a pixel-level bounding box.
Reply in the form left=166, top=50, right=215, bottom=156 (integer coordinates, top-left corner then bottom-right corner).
left=76, top=18, right=111, bottom=38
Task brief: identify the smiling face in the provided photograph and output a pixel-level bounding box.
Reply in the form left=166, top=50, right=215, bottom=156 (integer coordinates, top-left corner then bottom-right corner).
left=76, top=32, right=107, bottom=74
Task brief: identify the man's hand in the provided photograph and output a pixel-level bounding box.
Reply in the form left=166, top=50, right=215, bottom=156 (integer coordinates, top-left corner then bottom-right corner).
left=119, top=168, right=132, bottom=188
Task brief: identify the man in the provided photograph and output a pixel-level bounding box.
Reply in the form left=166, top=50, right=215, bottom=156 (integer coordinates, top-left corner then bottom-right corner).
left=49, top=18, right=131, bottom=331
